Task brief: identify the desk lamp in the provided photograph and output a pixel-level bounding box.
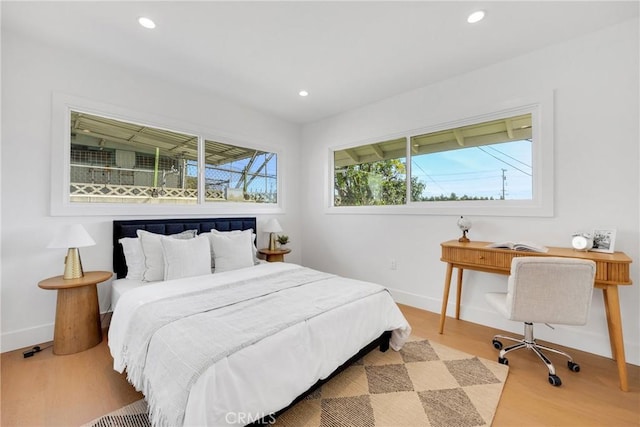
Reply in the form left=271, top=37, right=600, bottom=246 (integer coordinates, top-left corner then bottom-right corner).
left=47, top=224, right=96, bottom=279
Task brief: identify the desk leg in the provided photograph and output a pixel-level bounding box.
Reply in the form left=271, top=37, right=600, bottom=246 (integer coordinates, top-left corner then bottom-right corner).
left=601, top=286, right=628, bottom=391
left=601, top=288, right=616, bottom=360
left=439, top=263, right=454, bottom=334
left=455, top=268, right=464, bottom=320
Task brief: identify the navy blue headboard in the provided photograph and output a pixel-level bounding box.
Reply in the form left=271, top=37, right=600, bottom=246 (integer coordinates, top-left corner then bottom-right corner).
left=113, top=217, right=257, bottom=279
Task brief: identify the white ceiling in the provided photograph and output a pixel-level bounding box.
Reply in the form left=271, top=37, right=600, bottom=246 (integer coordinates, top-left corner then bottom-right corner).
left=2, top=1, right=638, bottom=124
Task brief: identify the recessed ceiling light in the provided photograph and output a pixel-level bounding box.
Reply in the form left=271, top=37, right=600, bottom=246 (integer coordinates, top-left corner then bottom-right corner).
left=299, top=90, right=309, bottom=97
left=138, top=17, right=156, bottom=29
left=467, top=11, right=485, bottom=24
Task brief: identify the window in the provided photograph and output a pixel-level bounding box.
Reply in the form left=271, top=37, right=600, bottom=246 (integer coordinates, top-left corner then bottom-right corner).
left=330, top=100, right=553, bottom=216
left=51, top=94, right=281, bottom=215
left=334, top=137, right=407, bottom=206
left=203, top=139, right=277, bottom=203
left=410, top=114, right=532, bottom=202
left=70, top=111, right=200, bottom=204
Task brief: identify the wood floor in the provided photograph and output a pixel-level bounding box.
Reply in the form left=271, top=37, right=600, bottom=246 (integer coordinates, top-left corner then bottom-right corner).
left=2, top=305, right=639, bottom=426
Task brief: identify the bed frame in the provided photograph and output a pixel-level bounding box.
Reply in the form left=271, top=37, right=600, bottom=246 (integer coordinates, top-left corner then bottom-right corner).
left=111, top=216, right=391, bottom=422
left=260, top=330, right=391, bottom=425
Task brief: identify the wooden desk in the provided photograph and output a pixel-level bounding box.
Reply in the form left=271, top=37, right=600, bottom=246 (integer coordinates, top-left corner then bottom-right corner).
left=38, top=271, right=112, bottom=355
left=439, top=240, right=632, bottom=391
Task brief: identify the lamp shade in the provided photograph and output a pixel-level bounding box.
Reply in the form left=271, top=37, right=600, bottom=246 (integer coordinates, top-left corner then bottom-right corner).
left=47, top=224, right=96, bottom=249
left=263, top=219, right=283, bottom=234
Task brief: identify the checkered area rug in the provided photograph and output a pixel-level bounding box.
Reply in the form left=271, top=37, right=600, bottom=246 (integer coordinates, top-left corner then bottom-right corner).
left=275, top=337, right=508, bottom=426
left=84, top=337, right=508, bottom=427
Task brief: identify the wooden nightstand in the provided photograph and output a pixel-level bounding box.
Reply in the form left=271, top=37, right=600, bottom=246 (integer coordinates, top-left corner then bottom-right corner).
left=38, top=271, right=112, bottom=355
left=258, top=248, right=291, bottom=262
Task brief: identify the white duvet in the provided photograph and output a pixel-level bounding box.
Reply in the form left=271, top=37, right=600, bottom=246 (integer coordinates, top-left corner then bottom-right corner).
left=109, top=262, right=411, bottom=427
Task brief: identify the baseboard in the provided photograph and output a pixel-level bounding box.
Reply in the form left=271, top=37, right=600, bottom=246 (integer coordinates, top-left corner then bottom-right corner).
left=1, top=323, right=54, bottom=353
left=386, top=287, right=442, bottom=313
left=1, top=311, right=113, bottom=354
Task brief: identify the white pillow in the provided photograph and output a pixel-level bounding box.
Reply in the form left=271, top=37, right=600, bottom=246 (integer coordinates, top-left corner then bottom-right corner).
left=137, top=229, right=198, bottom=281
left=209, top=229, right=258, bottom=266
left=161, top=234, right=211, bottom=281
left=119, top=237, right=145, bottom=280
left=209, top=230, right=255, bottom=273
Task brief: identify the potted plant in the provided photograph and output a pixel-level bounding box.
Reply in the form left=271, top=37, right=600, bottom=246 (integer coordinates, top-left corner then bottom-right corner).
left=276, top=234, right=290, bottom=249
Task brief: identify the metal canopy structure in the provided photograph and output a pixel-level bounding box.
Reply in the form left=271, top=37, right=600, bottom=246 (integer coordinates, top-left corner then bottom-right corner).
left=70, top=111, right=260, bottom=166
left=334, top=114, right=532, bottom=168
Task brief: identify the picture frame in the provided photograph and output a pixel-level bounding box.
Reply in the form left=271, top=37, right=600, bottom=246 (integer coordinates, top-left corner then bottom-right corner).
left=591, top=229, right=616, bottom=253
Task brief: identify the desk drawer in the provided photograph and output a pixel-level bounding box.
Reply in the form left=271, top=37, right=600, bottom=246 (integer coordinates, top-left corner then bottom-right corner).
left=442, top=246, right=514, bottom=270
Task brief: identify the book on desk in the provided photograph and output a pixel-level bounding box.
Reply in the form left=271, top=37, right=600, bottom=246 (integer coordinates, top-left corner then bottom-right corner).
left=486, top=241, right=549, bottom=252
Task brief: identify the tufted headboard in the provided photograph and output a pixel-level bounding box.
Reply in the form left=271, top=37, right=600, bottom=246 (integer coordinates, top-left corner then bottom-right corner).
left=113, top=217, right=257, bottom=279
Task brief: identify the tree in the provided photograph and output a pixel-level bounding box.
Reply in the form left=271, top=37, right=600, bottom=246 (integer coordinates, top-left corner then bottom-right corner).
left=335, top=159, right=426, bottom=206
left=334, top=159, right=497, bottom=205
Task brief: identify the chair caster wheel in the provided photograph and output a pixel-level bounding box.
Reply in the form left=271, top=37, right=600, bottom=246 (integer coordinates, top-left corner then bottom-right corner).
left=548, top=374, right=562, bottom=386
left=568, top=361, right=580, bottom=372
left=498, top=357, right=508, bottom=365
left=492, top=339, right=503, bottom=350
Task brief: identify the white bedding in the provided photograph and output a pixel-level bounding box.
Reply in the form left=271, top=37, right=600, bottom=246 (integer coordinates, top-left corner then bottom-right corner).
left=109, top=262, right=411, bottom=427
left=111, top=278, right=148, bottom=309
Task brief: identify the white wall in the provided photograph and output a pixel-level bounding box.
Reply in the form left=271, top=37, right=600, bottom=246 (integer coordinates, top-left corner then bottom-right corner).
left=300, top=19, right=640, bottom=365
left=0, top=31, right=302, bottom=352
left=2, top=19, right=638, bottom=368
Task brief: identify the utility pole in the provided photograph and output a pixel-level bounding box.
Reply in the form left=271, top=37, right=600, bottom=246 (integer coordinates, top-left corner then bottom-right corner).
left=501, top=169, right=507, bottom=200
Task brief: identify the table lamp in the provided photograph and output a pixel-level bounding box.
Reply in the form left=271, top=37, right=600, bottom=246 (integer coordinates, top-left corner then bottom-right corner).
left=47, top=224, right=96, bottom=279
left=263, top=219, right=283, bottom=251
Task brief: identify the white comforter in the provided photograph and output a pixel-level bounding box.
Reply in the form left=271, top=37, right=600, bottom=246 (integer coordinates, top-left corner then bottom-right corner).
left=109, top=262, right=411, bottom=427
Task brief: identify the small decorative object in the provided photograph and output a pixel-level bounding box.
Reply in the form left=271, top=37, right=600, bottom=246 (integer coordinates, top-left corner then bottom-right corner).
left=571, top=233, right=594, bottom=251
left=277, top=235, right=290, bottom=248
left=263, top=218, right=283, bottom=251
left=457, top=216, right=472, bottom=243
left=591, top=229, right=616, bottom=253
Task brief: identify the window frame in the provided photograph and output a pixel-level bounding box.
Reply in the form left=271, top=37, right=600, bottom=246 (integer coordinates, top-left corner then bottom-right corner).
left=326, top=95, right=554, bottom=217
left=51, top=93, right=284, bottom=216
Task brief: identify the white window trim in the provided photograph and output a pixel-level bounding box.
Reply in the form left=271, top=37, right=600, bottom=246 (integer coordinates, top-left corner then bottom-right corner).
left=326, top=93, right=554, bottom=217
left=51, top=93, right=284, bottom=216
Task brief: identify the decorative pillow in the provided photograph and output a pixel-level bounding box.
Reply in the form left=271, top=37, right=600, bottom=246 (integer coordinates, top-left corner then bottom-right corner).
left=137, top=229, right=198, bottom=281
left=208, top=230, right=255, bottom=273
left=161, top=234, right=211, bottom=281
left=209, top=228, right=258, bottom=267
left=119, top=237, right=145, bottom=281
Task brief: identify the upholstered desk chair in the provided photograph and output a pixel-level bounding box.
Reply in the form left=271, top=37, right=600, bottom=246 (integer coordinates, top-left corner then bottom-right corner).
left=485, top=257, right=596, bottom=386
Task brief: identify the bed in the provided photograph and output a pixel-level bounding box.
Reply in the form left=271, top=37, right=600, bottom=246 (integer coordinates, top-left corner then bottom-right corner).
left=108, top=217, right=411, bottom=427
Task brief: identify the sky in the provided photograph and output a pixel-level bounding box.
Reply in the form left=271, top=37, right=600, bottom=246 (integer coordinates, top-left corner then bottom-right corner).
left=411, top=140, right=532, bottom=200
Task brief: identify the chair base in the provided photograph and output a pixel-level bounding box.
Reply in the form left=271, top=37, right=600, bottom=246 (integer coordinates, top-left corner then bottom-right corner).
left=491, top=322, right=580, bottom=386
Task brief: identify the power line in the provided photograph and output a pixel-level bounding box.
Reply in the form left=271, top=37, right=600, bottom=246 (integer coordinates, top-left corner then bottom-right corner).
left=412, top=162, right=446, bottom=192
left=486, top=145, right=531, bottom=168
left=418, top=169, right=501, bottom=177
left=476, top=146, right=532, bottom=176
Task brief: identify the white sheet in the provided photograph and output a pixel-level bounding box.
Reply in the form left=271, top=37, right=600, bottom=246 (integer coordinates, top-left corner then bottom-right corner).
left=110, top=278, right=148, bottom=309
left=109, top=263, right=411, bottom=427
